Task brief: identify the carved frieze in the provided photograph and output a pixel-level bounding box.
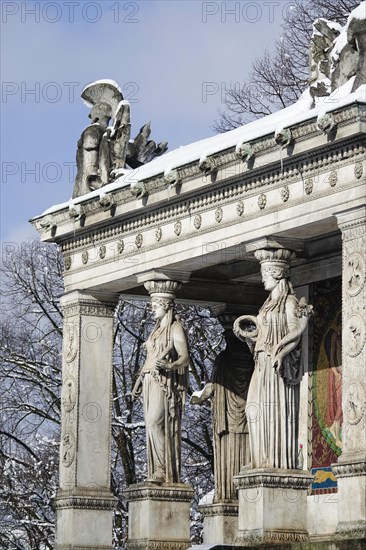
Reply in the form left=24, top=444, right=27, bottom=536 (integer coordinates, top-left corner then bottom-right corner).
left=337, top=209, right=366, bottom=455
left=53, top=136, right=364, bottom=256
left=126, top=540, right=189, bottom=550
left=125, top=483, right=194, bottom=503
left=62, top=301, right=115, bottom=319
left=334, top=520, right=366, bottom=540
left=198, top=503, right=238, bottom=517
left=236, top=529, right=309, bottom=545
left=234, top=471, right=312, bottom=490
left=55, top=495, right=117, bottom=511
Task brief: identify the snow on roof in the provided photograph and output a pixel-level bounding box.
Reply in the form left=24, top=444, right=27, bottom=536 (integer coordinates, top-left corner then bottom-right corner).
left=38, top=82, right=365, bottom=218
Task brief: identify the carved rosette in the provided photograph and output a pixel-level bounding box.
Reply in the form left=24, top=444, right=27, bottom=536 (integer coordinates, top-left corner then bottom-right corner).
left=99, top=244, right=106, bottom=259
left=236, top=200, right=244, bottom=216
left=258, top=194, right=266, bottom=210
left=280, top=185, right=290, bottom=202
left=81, top=249, right=89, bottom=265
left=354, top=162, right=363, bottom=180
left=337, top=208, right=366, bottom=455
left=64, top=255, right=72, bottom=271
left=215, top=207, right=223, bottom=223
left=117, top=239, right=124, bottom=254
left=135, top=234, right=143, bottom=248
left=304, top=178, right=313, bottom=195
left=328, top=170, right=338, bottom=187
left=155, top=227, right=162, bottom=242
left=194, top=214, right=202, bottom=230
left=174, top=220, right=182, bottom=236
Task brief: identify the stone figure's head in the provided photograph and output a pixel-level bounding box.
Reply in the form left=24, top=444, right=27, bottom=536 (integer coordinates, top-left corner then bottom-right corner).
left=254, top=248, right=296, bottom=291
left=144, top=280, right=182, bottom=320
left=150, top=297, right=174, bottom=320
left=89, top=102, right=112, bottom=125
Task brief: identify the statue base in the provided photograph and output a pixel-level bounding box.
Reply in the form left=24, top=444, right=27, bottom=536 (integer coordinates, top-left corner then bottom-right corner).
left=234, top=468, right=312, bottom=546
left=54, top=488, right=117, bottom=549
left=125, top=482, right=194, bottom=550
left=332, top=458, right=366, bottom=540
left=199, top=500, right=239, bottom=544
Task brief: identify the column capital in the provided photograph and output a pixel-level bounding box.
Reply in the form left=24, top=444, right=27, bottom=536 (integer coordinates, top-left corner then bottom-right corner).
left=60, top=290, right=119, bottom=317
left=333, top=205, right=366, bottom=232
left=136, top=269, right=191, bottom=285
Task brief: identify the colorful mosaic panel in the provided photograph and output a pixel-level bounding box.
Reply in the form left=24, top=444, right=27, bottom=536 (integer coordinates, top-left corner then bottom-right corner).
left=311, top=277, right=342, bottom=492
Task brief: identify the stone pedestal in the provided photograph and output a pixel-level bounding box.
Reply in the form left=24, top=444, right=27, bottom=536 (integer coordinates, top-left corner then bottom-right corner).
left=234, top=468, right=312, bottom=546
left=125, top=482, right=194, bottom=550
left=55, top=291, right=118, bottom=549
left=332, top=459, right=366, bottom=540
left=333, top=206, right=366, bottom=541
left=198, top=501, right=238, bottom=544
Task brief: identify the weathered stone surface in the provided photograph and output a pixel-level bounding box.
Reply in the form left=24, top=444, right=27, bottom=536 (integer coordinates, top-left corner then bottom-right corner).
left=125, top=482, right=194, bottom=550
left=234, top=468, right=313, bottom=546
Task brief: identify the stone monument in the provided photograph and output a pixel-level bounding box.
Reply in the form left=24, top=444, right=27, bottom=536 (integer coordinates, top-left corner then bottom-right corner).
left=73, top=80, right=167, bottom=198
left=30, top=4, right=366, bottom=548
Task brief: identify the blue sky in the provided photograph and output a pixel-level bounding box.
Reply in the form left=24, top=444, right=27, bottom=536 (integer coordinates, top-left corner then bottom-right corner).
left=1, top=0, right=288, bottom=245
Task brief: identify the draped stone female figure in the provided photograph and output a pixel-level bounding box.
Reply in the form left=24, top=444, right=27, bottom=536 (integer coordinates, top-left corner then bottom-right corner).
left=132, top=281, right=189, bottom=483
left=234, top=249, right=312, bottom=470
left=191, top=325, right=252, bottom=501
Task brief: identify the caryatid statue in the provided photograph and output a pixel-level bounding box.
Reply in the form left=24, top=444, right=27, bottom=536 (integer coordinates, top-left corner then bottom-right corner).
left=191, top=315, right=253, bottom=501
left=233, top=249, right=313, bottom=470
left=132, top=281, right=190, bottom=483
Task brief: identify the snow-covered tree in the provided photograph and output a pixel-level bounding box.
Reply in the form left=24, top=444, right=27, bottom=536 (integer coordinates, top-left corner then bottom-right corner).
left=214, top=0, right=360, bottom=131
left=0, top=242, right=223, bottom=548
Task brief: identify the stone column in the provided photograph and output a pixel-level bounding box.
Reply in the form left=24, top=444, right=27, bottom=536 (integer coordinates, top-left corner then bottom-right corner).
left=55, top=291, right=118, bottom=550
left=333, top=205, right=366, bottom=540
